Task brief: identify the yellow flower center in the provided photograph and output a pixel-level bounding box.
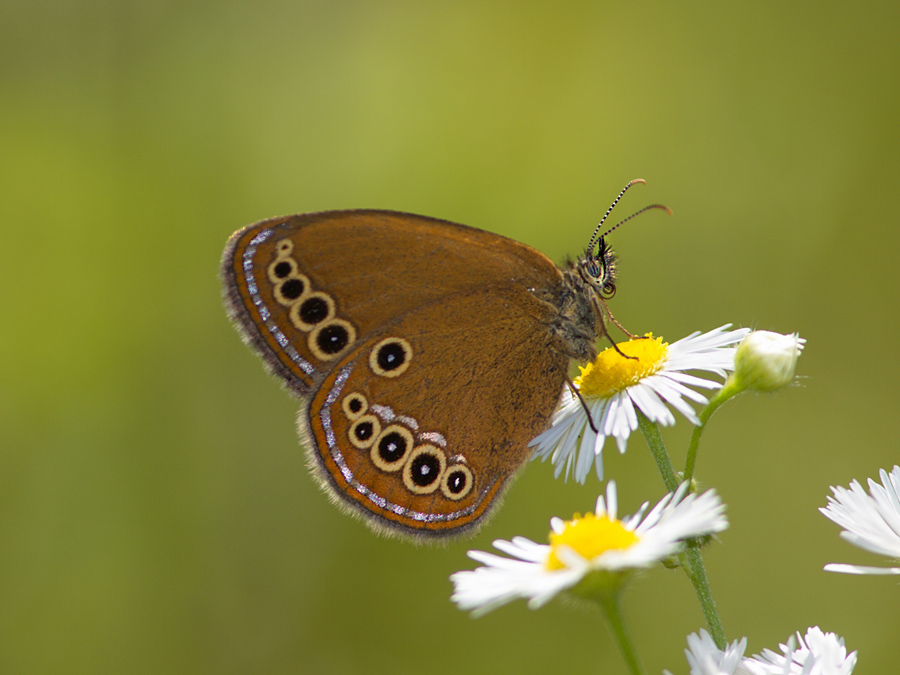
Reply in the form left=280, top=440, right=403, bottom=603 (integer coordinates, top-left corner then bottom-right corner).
left=574, top=334, right=668, bottom=398
left=545, top=513, right=639, bottom=570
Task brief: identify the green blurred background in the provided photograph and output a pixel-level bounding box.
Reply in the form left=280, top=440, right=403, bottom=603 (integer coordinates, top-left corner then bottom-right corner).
left=2, top=1, right=898, bottom=673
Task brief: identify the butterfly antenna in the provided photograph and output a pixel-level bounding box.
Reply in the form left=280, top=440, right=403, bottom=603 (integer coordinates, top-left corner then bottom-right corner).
left=585, top=178, right=646, bottom=254
left=600, top=203, right=673, bottom=240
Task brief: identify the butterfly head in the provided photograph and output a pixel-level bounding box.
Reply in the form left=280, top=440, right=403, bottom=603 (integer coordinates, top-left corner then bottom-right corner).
left=578, top=236, right=618, bottom=299
left=577, top=179, right=670, bottom=302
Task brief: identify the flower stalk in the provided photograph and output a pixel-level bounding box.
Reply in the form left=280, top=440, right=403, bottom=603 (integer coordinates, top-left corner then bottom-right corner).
left=638, top=411, right=727, bottom=649
left=637, top=410, right=679, bottom=493
left=598, top=592, right=646, bottom=675
left=683, top=380, right=739, bottom=483
left=680, top=540, right=727, bottom=650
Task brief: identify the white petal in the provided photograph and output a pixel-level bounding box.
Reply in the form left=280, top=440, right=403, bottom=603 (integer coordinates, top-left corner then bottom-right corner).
left=574, top=435, right=596, bottom=483
left=645, top=376, right=703, bottom=425
left=627, top=379, right=676, bottom=426
left=593, top=452, right=605, bottom=481
left=664, top=370, right=727, bottom=391
left=824, top=563, right=900, bottom=575
left=606, top=481, right=618, bottom=520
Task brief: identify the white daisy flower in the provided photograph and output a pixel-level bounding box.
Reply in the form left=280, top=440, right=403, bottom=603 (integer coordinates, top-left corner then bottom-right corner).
left=820, top=465, right=900, bottom=575
left=450, top=481, right=727, bottom=617
left=530, top=324, right=750, bottom=483
left=663, top=629, right=750, bottom=675
left=743, top=627, right=857, bottom=675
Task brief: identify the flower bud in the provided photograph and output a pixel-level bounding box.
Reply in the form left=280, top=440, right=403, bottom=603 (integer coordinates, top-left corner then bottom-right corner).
left=733, top=330, right=805, bottom=392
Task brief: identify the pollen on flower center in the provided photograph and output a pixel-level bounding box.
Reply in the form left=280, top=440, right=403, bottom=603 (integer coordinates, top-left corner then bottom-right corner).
left=574, top=334, right=668, bottom=398
left=545, top=513, right=639, bottom=570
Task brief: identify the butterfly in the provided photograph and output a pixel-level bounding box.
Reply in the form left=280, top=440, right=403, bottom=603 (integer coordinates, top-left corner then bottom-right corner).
left=221, top=179, right=666, bottom=540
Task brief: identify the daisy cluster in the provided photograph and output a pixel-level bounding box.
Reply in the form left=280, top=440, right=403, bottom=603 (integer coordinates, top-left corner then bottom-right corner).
left=448, top=325, right=892, bottom=674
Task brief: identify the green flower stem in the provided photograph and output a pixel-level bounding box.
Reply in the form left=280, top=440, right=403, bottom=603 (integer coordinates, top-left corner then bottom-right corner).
left=637, top=412, right=727, bottom=649
left=599, top=593, right=647, bottom=675
left=683, top=378, right=745, bottom=483
left=637, top=412, right=679, bottom=493
left=680, top=541, right=727, bottom=649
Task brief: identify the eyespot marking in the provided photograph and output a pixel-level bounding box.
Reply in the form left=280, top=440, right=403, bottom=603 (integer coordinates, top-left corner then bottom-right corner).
left=441, top=465, right=474, bottom=501
left=369, top=337, right=413, bottom=378
left=309, top=319, right=355, bottom=360
left=402, top=445, right=446, bottom=495
left=290, top=292, right=335, bottom=331
left=268, top=258, right=297, bottom=283
left=275, top=238, right=294, bottom=256
left=371, top=425, right=414, bottom=472
left=348, top=415, right=381, bottom=450
left=342, top=392, right=368, bottom=420
left=273, top=276, right=308, bottom=305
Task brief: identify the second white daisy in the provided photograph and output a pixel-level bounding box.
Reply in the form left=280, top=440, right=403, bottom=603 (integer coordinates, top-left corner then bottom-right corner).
left=450, top=481, right=728, bottom=616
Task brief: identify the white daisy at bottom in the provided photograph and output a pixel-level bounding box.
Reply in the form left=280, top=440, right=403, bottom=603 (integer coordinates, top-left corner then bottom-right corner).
left=530, top=325, right=750, bottom=484
left=820, top=465, right=900, bottom=575
left=663, top=629, right=750, bottom=675
left=450, top=481, right=727, bottom=617
left=743, top=627, right=857, bottom=675
left=665, top=627, right=856, bottom=675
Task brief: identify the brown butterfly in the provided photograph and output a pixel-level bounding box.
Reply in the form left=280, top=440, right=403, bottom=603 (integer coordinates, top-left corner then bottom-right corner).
left=221, top=180, right=666, bottom=540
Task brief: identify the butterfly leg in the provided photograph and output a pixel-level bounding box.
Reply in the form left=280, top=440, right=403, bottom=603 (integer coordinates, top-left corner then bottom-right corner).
left=592, top=296, right=640, bottom=360
left=566, top=377, right=599, bottom=433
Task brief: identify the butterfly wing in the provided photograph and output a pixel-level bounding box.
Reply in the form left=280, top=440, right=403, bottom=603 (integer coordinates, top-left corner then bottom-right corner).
left=301, top=284, right=568, bottom=539
left=221, top=210, right=562, bottom=397
left=222, top=210, right=572, bottom=538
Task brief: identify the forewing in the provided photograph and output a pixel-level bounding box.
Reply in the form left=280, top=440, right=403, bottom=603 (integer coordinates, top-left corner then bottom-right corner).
left=221, top=210, right=561, bottom=397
